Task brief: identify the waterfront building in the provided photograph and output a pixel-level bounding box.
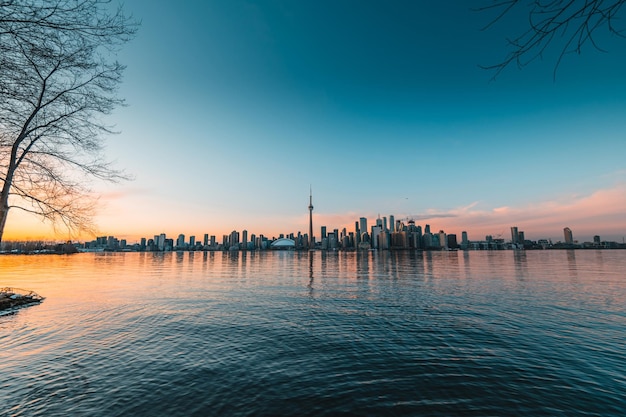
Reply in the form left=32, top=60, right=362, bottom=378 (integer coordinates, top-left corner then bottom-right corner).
left=379, top=230, right=390, bottom=250
left=413, top=230, right=422, bottom=249
left=511, top=227, right=519, bottom=244
left=431, top=233, right=440, bottom=248
left=447, top=234, right=458, bottom=249
left=107, top=236, right=119, bottom=250
left=328, top=232, right=338, bottom=250
left=371, top=225, right=382, bottom=249
left=389, top=215, right=395, bottom=232
left=242, top=230, right=248, bottom=250
left=250, top=234, right=256, bottom=249
left=190, top=236, right=195, bottom=247
left=439, top=231, right=447, bottom=249
left=204, top=234, right=209, bottom=246
left=538, top=239, right=551, bottom=249
left=158, top=233, right=166, bottom=251
left=359, top=218, right=368, bottom=237
left=230, top=230, right=239, bottom=247
left=423, top=232, right=433, bottom=249
left=391, top=231, right=408, bottom=249
left=564, top=227, right=574, bottom=244
left=177, top=234, right=185, bottom=248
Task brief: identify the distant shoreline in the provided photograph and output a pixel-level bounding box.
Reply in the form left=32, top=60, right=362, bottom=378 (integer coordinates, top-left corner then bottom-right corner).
left=1, top=246, right=625, bottom=255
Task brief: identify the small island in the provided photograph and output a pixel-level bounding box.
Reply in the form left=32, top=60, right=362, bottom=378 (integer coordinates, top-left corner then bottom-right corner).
left=0, top=287, right=45, bottom=311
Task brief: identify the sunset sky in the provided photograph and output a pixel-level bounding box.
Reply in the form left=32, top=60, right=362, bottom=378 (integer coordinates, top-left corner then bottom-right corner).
left=5, top=1, right=626, bottom=243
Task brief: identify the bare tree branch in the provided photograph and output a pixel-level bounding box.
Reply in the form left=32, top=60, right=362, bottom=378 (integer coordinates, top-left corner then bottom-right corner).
left=478, top=0, right=626, bottom=79
left=0, top=0, right=138, bottom=243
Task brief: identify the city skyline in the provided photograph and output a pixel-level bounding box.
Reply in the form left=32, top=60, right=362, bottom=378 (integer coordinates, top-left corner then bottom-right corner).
left=3, top=1, right=626, bottom=243
left=19, top=207, right=621, bottom=250
left=45, top=215, right=623, bottom=253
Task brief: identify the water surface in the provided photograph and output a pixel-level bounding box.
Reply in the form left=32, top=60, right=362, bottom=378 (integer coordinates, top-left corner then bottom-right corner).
left=1, top=250, right=625, bottom=416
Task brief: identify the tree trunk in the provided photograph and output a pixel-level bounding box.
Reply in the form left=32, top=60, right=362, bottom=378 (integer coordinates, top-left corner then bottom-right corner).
left=0, top=201, right=8, bottom=245
left=0, top=146, right=16, bottom=246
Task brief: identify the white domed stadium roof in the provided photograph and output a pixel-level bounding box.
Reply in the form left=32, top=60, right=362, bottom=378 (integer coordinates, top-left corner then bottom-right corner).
left=270, top=238, right=295, bottom=248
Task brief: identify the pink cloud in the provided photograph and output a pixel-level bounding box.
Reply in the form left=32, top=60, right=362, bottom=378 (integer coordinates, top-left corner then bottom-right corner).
left=418, top=183, right=626, bottom=242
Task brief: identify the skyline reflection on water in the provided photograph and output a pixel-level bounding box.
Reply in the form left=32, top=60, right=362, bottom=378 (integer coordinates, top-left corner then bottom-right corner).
left=1, top=250, right=625, bottom=416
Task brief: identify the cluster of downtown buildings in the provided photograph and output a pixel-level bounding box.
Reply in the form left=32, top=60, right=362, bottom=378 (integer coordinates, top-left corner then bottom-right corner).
left=78, top=215, right=624, bottom=252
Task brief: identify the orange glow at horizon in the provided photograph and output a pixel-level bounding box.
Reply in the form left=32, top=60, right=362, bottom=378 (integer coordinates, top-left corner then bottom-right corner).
left=2, top=183, right=625, bottom=243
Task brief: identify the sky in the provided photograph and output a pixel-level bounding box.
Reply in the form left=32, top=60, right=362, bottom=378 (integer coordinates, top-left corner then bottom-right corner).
left=5, top=0, right=626, bottom=243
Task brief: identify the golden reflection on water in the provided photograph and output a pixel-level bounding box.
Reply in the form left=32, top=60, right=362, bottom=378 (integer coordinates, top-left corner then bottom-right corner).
left=1, top=250, right=626, bottom=417
left=1, top=250, right=624, bottom=318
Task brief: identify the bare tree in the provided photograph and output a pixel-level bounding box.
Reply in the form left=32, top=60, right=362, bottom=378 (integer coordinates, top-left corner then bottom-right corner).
left=480, top=0, right=626, bottom=78
left=0, top=0, right=137, bottom=243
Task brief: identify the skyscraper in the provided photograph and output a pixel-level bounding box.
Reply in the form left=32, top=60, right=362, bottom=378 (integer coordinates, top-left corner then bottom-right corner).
left=447, top=234, right=458, bottom=249
left=359, top=217, right=368, bottom=236
left=158, top=233, right=166, bottom=251
left=564, top=227, right=574, bottom=244
left=438, top=230, right=447, bottom=249
left=511, top=226, right=519, bottom=244
left=230, top=230, right=239, bottom=249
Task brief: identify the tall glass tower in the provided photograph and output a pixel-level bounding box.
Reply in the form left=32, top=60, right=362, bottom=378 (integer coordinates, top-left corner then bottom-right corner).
left=564, top=227, right=574, bottom=244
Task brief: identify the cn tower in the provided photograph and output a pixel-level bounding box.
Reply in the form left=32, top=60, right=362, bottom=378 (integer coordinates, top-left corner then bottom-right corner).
left=308, top=186, right=314, bottom=249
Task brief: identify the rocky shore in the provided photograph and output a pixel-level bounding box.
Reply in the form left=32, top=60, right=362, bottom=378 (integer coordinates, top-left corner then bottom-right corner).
left=0, top=288, right=44, bottom=311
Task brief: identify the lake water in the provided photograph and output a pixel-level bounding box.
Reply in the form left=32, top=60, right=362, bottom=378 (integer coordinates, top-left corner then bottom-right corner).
left=1, top=250, right=625, bottom=416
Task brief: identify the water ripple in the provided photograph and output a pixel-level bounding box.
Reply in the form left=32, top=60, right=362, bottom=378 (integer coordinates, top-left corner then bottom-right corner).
left=1, top=250, right=626, bottom=416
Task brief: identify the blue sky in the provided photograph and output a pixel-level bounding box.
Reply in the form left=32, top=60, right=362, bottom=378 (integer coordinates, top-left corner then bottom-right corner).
left=9, top=0, right=626, bottom=242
